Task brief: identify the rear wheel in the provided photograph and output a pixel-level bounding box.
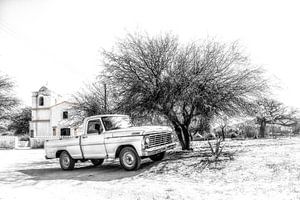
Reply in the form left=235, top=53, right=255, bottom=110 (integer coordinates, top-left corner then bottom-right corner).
left=59, top=151, right=75, bottom=170
left=149, top=152, right=165, bottom=162
left=91, top=159, right=104, bottom=167
left=119, top=147, right=141, bottom=171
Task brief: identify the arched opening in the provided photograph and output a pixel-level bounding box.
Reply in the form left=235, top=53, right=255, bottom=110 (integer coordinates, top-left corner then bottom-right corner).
left=39, top=96, right=44, bottom=106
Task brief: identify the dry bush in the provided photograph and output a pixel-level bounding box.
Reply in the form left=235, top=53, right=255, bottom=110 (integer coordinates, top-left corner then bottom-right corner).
left=207, top=138, right=225, bottom=161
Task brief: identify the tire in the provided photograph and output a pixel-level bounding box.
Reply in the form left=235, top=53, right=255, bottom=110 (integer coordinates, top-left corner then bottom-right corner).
left=119, top=147, right=141, bottom=171
left=59, top=151, right=75, bottom=170
left=149, top=152, right=165, bottom=162
left=91, top=159, right=104, bottom=167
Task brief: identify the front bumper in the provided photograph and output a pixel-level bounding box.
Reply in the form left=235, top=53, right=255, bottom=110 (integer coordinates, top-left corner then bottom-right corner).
left=142, top=142, right=176, bottom=157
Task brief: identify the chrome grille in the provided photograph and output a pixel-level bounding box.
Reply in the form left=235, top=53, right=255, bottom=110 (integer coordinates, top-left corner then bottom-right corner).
left=148, top=133, right=172, bottom=148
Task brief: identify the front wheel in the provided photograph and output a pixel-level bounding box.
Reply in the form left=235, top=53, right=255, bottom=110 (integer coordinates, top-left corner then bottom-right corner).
left=119, top=147, right=141, bottom=171
left=149, top=152, right=165, bottom=162
left=59, top=151, right=75, bottom=170
left=91, top=159, right=104, bottom=167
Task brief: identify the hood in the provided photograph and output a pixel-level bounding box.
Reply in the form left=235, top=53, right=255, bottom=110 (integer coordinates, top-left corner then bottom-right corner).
left=106, top=126, right=172, bottom=137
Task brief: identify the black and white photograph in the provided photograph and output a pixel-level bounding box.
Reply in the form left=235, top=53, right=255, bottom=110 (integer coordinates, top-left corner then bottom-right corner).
left=1, top=0, right=300, bottom=199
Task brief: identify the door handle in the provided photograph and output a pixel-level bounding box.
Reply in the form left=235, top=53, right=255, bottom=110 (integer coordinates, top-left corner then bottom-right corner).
left=82, top=135, right=88, bottom=139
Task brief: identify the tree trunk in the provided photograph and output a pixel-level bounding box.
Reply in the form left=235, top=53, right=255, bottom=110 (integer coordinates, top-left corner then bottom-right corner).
left=167, top=112, right=192, bottom=150
left=259, top=120, right=267, bottom=138
left=221, top=127, right=225, bottom=141
left=173, top=123, right=191, bottom=150
left=174, top=125, right=185, bottom=148
left=180, top=125, right=190, bottom=150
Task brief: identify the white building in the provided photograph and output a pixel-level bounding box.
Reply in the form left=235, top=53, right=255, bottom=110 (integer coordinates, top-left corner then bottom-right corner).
left=29, top=86, right=77, bottom=137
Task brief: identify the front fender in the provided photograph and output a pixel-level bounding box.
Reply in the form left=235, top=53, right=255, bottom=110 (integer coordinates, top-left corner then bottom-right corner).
left=105, top=136, right=143, bottom=158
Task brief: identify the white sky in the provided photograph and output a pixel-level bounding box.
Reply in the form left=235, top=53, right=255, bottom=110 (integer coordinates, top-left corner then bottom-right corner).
left=0, top=0, right=300, bottom=108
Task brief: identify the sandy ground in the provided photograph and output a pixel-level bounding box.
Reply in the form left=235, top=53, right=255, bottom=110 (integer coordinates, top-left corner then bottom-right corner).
left=1, top=137, right=300, bottom=200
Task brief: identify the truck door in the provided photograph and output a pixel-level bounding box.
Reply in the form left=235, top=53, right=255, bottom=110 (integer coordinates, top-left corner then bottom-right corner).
left=81, top=119, right=107, bottom=159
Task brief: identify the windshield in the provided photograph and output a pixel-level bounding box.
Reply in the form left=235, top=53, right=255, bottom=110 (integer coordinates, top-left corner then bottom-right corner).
left=101, top=116, right=132, bottom=131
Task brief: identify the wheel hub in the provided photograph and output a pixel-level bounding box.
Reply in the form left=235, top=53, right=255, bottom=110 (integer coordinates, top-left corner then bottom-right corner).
left=123, top=152, right=135, bottom=166
left=62, top=154, right=70, bottom=167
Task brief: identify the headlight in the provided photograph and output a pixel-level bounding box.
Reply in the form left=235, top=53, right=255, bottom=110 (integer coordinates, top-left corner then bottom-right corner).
left=144, top=137, right=150, bottom=145
left=171, top=134, right=175, bottom=142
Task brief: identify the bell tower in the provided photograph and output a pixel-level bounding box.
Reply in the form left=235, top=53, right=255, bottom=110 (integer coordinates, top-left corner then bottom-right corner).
left=29, top=86, right=52, bottom=137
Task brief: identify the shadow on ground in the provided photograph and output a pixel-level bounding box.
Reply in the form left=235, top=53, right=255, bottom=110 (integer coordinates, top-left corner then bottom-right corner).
left=17, top=159, right=158, bottom=182
left=15, top=149, right=235, bottom=183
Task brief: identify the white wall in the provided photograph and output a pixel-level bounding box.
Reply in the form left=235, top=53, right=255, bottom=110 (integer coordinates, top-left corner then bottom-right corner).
left=31, top=109, right=51, bottom=121
left=51, top=102, right=72, bottom=126
left=30, top=121, right=51, bottom=137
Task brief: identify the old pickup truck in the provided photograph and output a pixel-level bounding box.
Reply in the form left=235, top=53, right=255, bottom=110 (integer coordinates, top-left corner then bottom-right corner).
left=44, top=114, right=176, bottom=171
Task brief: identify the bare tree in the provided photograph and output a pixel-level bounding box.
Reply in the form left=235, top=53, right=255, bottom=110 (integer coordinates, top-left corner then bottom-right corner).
left=255, top=98, right=298, bottom=138
left=189, top=115, right=213, bottom=142
left=71, top=80, right=114, bottom=125
left=0, top=73, right=19, bottom=123
left=213, top=115, right=230, bottom=141
left=102, top=32, right=268, bottom=150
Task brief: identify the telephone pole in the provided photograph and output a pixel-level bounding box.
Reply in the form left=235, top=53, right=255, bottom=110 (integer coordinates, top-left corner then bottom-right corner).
left=104, top=83, right=107, bottom=113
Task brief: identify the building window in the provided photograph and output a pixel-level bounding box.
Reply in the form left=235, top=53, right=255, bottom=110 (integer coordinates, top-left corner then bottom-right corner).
left=39, top=96, right=44, bottom=106
left=63, top=111, right=68, bottom=119
left=60, top=128, right=70, bottom=136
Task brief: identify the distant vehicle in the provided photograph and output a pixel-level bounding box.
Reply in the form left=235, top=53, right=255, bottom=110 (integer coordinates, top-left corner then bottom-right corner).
left=44, top=114, right=176, bottom=171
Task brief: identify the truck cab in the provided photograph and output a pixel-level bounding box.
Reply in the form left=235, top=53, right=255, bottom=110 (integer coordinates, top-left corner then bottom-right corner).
left=45, top=114, right=176, bottom=171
